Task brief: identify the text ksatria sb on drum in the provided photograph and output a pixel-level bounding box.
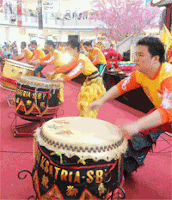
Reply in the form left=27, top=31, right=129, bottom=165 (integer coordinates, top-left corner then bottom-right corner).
left=32, top=117, right=127, bottom=199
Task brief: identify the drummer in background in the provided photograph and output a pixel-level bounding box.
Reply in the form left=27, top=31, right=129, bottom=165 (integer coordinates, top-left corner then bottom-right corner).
left=17, top=42, right=33, bottom=62
left=27, top=40, right=45, bottom=65
left=83, top=41, right=107, bottom=78
left=48, top=38, right=106, bottom=118
left=30, top=40, right=67, bottom=104
left=90, top=36, right=172, bottom=175
left=30, top=40, right=66, bottom=78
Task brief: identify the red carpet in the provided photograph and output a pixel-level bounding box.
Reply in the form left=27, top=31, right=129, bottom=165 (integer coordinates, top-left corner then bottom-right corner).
left=0, top=68, right=172, bottom=199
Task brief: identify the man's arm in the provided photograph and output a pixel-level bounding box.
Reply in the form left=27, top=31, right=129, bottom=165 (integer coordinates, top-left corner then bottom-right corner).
left=17, top=52, right=25, bottom=60
left=121, top=110, right=163, bottom=139
left=62, top=61, right=85, bottom=82
left=90, top=71, right=141, bottom=110
left=121, top=76, right=172, bottom=138
left=54, top=59, right=79, bottom=74
left=39, top=53, right=53, bottom=65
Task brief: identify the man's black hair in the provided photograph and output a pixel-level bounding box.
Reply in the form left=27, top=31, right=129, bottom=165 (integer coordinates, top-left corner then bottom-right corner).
left=30, top=40, right=37, bottom=46
left=137, top=36, right=166, bottom=63
left=45, top=40, right=55, bottom=48
left=21, top=42, right=26, bottom=47
left=67, top=38, right=80, bottom=52
left=83, top=41, right=92, bottom=47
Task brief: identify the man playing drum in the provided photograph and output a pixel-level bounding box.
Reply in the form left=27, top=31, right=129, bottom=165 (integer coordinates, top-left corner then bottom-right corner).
left=17, top=42, right=33, bottom=62
left=27, top=40, right=45, bottom=65
left=30, top=40, right=67, bottom=104
left=30, top=40, right=66, bottom=78
left=48, top=38, right=106, bottom=118
left=90, top=36, right=172, bottom=175
left=83, top=41, right=107, bottom=77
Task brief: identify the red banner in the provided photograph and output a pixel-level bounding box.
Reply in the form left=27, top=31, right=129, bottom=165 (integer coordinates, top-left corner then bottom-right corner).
left=17, top=0, right=22, bottom=27
left=0, top=0, right=3, bottom=12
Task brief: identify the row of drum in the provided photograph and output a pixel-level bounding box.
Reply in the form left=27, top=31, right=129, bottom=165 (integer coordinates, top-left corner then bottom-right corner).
left=1, top=59, right=62, bottom=121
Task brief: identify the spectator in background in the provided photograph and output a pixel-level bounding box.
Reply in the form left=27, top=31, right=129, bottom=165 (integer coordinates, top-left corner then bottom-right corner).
left=11, top=41, right=17, bottom=52
left=9, top=1, right=13, bottom=14
left=11, top=48, right=18, bottom=60
left=2, top=46, right=9, bottom=57
left=0, top=48, right=5, bottom=57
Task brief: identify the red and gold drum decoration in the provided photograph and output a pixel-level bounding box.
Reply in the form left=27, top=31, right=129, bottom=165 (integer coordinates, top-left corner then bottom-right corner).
left=33, top=117, right=127, bottom=199
left=1, top=59, right=34, bottom=90
left=14, top=76, right=61, bottom=120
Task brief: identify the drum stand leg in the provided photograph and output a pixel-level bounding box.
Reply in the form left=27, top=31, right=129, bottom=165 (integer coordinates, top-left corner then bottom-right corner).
left=0, top=84, right=15, bottom=107
left=7, top=90, right=15, bottom=107
left=11, top=113, right=43, bottom=137
left=11, top=113, right=57, bottom=137
left=18, top=170, right=38, bottom=200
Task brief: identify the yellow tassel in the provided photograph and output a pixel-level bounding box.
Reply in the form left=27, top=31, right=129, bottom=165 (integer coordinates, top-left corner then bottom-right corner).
left=78, top=76, right=106, bottom=118
left=118, top=157, right=121, bottom=174
left=60, top=154, right=63, bottom=164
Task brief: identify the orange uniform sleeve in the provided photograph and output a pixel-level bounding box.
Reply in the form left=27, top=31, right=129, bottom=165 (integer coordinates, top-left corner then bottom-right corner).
left=39, top=53, right=53, bottom=65
left=54, top=59, right=79, bottom=74
left=28, top=50, right=40, bottom=61
left=33, top=50, right=40, bottom=61
left=88, top=53, right=92, bottom=61
left=157, top=77, right=172, bottom=124
left=63, top=60, right=85, bottom=82
left=92, top=49, right=100, bottom=65
left=116, top=71, right=141, bottom=95
left=23, top=49, right=27, bottom=55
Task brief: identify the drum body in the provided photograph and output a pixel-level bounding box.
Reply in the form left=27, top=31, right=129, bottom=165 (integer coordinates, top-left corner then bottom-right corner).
left=33, top=117, right=127, bottom=199
left=14, top=76, right=61, bottom=121
left=1, top=59, right=34, bottom=90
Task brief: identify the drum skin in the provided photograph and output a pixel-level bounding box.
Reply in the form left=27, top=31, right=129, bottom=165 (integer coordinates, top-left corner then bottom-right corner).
left=1, top=59, right=34, bottom=90
left=14, top=83, right=60, bottom=120
left=32, top=145, right=124, bottom=200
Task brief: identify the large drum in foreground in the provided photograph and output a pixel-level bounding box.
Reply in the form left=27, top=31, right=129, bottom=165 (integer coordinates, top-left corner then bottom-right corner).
left=14, top=76, right=61, bottom=120
left=33, top=117, right=127, bottom=199
left=1, top=59, right=34, bottom=90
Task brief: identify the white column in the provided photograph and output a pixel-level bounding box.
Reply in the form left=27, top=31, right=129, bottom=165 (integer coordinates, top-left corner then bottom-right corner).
left=5, top=27, right=10, bottom=43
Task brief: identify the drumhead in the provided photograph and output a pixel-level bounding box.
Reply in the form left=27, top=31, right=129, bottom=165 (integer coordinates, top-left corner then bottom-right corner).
left=35, top=117, right=128, bottom=161
left=6, top=59, right=34, bottom=70
left=17, top=76, right=61, bottom=90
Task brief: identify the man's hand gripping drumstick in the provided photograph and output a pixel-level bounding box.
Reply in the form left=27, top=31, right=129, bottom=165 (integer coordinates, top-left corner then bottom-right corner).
left=89, top=85, right=140, bottom=139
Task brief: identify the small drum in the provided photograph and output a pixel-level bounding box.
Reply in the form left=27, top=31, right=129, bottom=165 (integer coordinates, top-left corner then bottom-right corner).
left=14, top=76, right=61, bottom=121
left=33, top=117, right=127, bottom=199
left=1, top=59, right=34, bottom=90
